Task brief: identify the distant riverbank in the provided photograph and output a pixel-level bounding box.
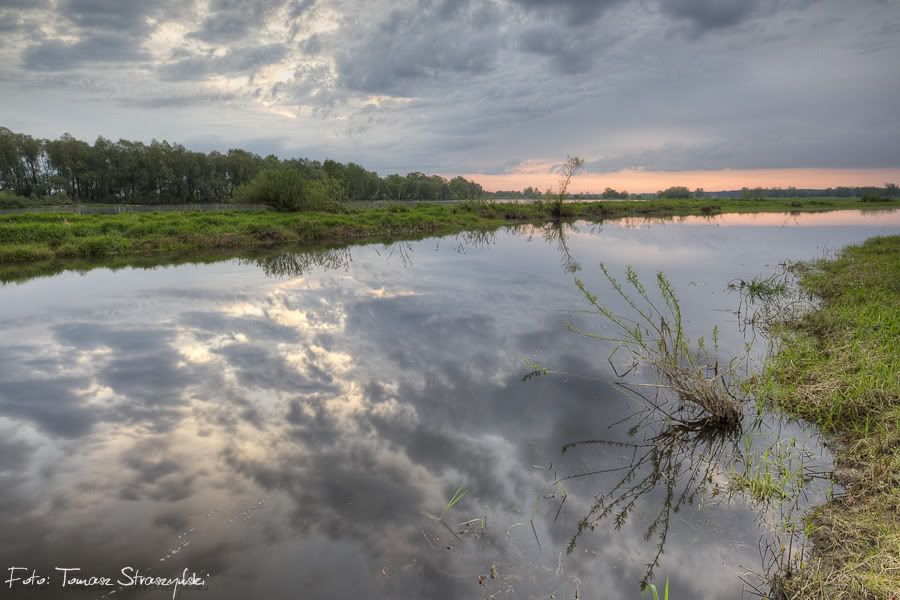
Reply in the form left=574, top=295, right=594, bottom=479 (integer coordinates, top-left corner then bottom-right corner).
left=0, top=197, right=896, bottom=268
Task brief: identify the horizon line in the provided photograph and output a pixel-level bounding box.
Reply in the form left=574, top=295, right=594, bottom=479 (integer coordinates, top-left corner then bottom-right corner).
left=456, top=167, right=900, bottom=195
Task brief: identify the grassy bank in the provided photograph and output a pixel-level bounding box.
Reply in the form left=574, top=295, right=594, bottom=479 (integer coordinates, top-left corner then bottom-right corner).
left=752, top=236, right=900, bottom=598
left=0, top=197, right=896, bottom=268
left=0, top=190, right=73, bottom=209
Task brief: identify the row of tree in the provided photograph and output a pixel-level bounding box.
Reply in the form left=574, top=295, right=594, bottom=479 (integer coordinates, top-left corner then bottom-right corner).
left=0, top=127, right=485, bottom=204
left=485, top=186, right=631, bottom=200
left=732, top=185, right=898, bottom=199
left=4, top=127, right=897, bottom=205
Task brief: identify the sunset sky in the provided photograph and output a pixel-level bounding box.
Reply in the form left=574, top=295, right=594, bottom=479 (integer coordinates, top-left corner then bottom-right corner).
left=1, top=0, right=898, bottom=191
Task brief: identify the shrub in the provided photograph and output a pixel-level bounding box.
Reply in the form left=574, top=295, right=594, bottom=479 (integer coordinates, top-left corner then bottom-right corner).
left=657, top=186, right=692, bottom=199
left=232, top=169, right=343, bottom=212
left=860, top=191, right=892, bottom=203
left=0, top=190, right=28, bottom=209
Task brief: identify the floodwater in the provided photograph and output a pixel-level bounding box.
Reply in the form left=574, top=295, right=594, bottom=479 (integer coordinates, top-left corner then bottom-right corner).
left=0, top=210, right=898, bottom=599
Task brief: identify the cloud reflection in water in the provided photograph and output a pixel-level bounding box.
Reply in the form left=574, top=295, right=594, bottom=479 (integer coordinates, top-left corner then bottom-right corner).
left=0, top=213, right=898, bottom=598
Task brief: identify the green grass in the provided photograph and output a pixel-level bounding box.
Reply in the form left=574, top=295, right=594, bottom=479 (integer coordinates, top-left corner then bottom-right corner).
left=0, top=204, right=497, bottom=260
left=750, top=235, right=900, bottom=599
left=0, top=197, right=894, bottom=272
left=0, top=190, right=72, bottom=209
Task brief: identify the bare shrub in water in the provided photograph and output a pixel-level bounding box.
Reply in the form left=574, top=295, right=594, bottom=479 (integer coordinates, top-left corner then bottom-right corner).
left=547, top=155, right=584, bottom=219
left=572, top=265, right=744, bottom=425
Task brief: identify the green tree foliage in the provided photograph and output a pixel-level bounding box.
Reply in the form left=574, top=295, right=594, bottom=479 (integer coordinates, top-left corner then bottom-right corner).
left=448, top=176, right=484, bottom=199
left=0, top=127, right=484, bottom=205
left=657, top=186, right=692, bottom=199
left=232, top=169, right=335, bottom=211
left=600, top=187, right=629, bottom=199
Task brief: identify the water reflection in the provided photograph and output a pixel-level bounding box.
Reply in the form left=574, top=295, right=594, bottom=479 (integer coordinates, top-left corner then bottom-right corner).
left=534, top=221, right=586, bottom=273
left=245, top=247, right=354, bottom=278
left=0, top=210, right=897, bottom=599
left=563, top=418, right=742, bottom=587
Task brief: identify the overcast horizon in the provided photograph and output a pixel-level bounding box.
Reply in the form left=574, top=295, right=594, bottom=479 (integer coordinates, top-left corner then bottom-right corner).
left=1, top=0, right=899, bottom=192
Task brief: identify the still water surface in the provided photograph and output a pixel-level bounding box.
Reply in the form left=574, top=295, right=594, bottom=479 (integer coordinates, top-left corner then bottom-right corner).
left=1, top=210, right=898, bottom=599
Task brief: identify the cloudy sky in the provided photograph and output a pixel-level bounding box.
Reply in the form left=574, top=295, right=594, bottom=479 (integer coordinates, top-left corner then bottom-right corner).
left=1, top=0, right=899, bottom=191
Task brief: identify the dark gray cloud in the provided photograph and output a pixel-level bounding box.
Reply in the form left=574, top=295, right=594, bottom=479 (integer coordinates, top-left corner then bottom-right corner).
left=509, top=0, right=626, bottom=25
left=187, top=0, right=314, bottom=43
left=517, top=23, right=613, bottom=73
left=0, top=12, right=21, bottom=33
left=119, top=90, right=240, bottom=109
left=0, top=0, right=49, bottom=7
left=59, top=0, right=165, bottom=33
left=0, top=10, right=41, bottom=35
left=0, top=376, right=96, bottom=437
left=0, top=437, right=31, bottom=473
left=120, top=438, right=196, bottom=502
left=334, top=0, right=501, bottom=95
left=159, top=44, right=290, bottom=81
left=21, top=34, right=150, bottom=71
left=659, top=0, right=797, bottom=33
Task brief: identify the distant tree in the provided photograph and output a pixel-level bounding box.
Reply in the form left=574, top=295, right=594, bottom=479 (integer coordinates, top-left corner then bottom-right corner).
left=740, top=187, right=767, bottom=200
left=601, top=187, right=628, bottom=199
left=523, top=186, right=541, bottom=199
left=449, top=176, right=483, bottom=200
left=657, top=186, right=692, bottom=199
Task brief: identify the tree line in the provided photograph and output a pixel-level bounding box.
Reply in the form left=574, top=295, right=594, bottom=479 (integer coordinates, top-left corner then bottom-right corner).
left=3, top=126, right=896, bottom=207
left=485, top=186, right=630, bottom=200
left=0, top=127, right=485, bottom=204
left=489, top=184, right=899, bottom=201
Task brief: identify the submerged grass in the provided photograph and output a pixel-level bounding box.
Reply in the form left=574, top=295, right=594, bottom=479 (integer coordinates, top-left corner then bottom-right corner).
left=750, top=235, right=900, bottom=599
left=729, top=435, right=811, bottom=504
left=0, top=197, right=896, bottom=269
left=645, top=577, right=670, bottom=600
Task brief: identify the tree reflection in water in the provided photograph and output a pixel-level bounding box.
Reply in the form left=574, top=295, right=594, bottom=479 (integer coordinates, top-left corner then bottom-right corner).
left=530, top=221, right=602, bottom=273
left=246, top=246, right=353, bottom=278
left=561, top=411, right=742, bottom=588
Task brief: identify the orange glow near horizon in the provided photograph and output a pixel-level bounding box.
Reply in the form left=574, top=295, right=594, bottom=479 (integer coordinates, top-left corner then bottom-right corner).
left=457, top=168, right=900, bottom=194
left=591, top=210, right=900, bottom=229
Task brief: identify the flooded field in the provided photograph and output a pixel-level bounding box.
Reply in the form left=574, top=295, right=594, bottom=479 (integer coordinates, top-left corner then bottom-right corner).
left=1, top=210, right=898, bottom=599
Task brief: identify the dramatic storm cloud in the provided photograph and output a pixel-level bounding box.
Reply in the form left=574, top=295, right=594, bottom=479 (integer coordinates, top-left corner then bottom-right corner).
left=0, top=0, right=897, bottom=185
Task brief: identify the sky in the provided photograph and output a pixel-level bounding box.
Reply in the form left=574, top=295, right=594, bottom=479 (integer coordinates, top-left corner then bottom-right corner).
left=0, top=0, right=899, bottom=192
